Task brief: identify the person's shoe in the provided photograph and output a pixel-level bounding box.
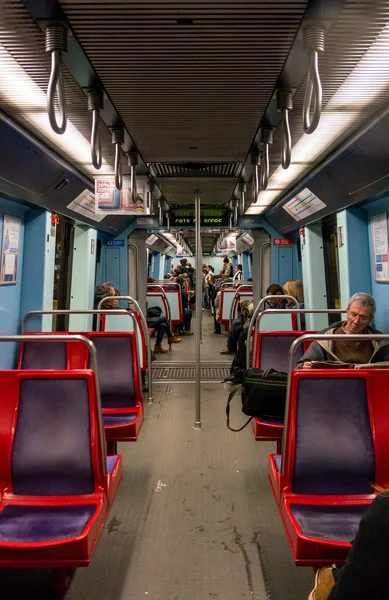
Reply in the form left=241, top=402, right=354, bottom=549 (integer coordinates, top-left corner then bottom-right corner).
left=168, top=336, right=182, bottom=344
left=220, top=349, right=234, bottom=355
left=154, top=345, right=169, bottom=354
left=214, top=330, right=221, bottom=335
left=308, top=566, right=335, bottom=600
left=182, top=331, right=194, bottom=336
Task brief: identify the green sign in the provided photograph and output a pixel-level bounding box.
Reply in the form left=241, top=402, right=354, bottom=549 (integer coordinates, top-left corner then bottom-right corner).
left=172, top=216, right=226, bottom=226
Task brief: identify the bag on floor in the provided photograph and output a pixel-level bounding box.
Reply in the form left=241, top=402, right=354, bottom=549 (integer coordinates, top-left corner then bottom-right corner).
left=226, top=367, right=287, bottom=432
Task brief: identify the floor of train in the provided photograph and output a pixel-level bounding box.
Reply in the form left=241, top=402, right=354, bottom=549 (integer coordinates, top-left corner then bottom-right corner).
left=0, top=313, right=314, bottom=600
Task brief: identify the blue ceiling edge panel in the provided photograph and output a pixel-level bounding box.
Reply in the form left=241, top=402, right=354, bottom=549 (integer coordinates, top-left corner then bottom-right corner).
left=264, top=102, right=389, bottom=234
left=0, top=111, right=135, bottom=237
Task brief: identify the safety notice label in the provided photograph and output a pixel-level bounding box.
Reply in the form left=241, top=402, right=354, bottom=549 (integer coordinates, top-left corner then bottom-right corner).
left=283, top=188, right=326, bottom=222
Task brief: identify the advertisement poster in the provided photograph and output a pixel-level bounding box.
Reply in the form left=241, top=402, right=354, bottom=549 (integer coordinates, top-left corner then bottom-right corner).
left=95, top=175, right=148, bottom=215
left=1, top=214, right=21, bottom=284
left=371, top=213, right=389, bottom=282
left=283, top=187, right=326, bottom=221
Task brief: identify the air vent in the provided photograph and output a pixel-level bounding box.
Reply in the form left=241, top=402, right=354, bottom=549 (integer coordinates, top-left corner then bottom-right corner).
left=149, top=162, right=243, bottom=178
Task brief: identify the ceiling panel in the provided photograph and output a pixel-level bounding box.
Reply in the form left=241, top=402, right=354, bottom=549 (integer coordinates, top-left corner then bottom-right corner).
left=60, top=1, right=308, bottom=164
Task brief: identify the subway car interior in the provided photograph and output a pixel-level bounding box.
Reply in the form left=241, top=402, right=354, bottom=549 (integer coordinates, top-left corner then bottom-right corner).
left=1, top=0, right=389, bottom=598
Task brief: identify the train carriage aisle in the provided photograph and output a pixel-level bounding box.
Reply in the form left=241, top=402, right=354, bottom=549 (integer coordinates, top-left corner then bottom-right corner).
left=59, top=312, right=312, bottom=600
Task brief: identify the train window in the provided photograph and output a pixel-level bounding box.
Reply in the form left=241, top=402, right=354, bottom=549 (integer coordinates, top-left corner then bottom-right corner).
left=322, top=215, right=341, bottom=324
left=52, top=219, right=74, bottom=331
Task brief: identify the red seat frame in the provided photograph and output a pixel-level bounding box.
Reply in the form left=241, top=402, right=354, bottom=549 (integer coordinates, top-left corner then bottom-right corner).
left=0, top=369, right=120, bottom=570
left=269, top=369, right=389, bottom=566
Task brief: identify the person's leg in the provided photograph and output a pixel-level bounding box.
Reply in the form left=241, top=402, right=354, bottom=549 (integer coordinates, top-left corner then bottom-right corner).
left=183, top=308, right=193, bottom=332
left=155, top=322, right=168, bottom=346
left=158, top=316, right=182, bottom=344
left=221, top=321, right=243, bottom=354
left=214, top=313, right=221, bottom=334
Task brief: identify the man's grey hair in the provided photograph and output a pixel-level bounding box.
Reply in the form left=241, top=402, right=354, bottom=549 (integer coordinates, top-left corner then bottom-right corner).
left=347, top=293, right=376, bottom=318
left=94, top=282, right=114, bottom=306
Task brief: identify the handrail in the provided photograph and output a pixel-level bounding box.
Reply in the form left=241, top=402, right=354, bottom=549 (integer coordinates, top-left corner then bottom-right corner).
left=259, top=242, right=271, bottom=297
left=112, top=129, right=124, bottom=190
left=23, top=308, right=152, bottom=404
left=302, top=26, right=325, bottom=134
left=45, top=24, right=68, bottom=135
left=0, top=334, right=106, bottom=477
left=277, top=89, right=293, bottom=169
left=150, top=281, right=180, bottom=289
left=281, top=333, right=389, bottom=476
left=146, top=284, right=172, bottom=328
left=88, top=90, right=103, bottom=170
left=228, top=285, right=254, bottom=328
left=127, top=242, right=139, bottom=300
left=97, top=297, right=152, bottom=404
left=247, top=295, right=299, bottom=367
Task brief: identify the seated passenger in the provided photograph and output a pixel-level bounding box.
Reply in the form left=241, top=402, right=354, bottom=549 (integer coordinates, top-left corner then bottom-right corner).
left=176, top=276, right=193, bottom=336
left=221, top=299, right=251, bottom=355
left=266, top=284, right=287, bottom=308
left=146, top=306, right=182, bottom=354
left=284, top=279, right=305, bottom=329
left=309, top=488, right=389, bottom=600
left=93, top=281, right=115, bottom=329
left=298, top=293, right=389, bottom=368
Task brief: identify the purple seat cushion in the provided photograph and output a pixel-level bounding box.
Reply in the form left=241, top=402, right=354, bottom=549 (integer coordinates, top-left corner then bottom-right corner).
left=259, top=335, right=304, bottom=372
left=12, top=379, right=94, bottom=496
left=0, top=504, right=97, bottom=543
left=89, top=336, right=137, bottom=409
left=273, top=455, right=282, bottom=473
left=293, top=378, right=374, bottom=495
left=107, top=455, right=120, bottom=474
left=290, top=504, right=369, bottom=542
left=103, top=413, right=138, bottom=426
left=21, top=342, right=67, bottom=370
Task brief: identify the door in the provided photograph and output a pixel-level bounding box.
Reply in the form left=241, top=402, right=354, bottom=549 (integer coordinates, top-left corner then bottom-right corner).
left=322, top=215, right=341, bottom=324
left=52, top=218, right=74, bottom=331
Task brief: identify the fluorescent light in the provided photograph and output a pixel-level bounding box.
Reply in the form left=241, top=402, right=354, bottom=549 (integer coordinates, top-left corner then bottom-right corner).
left=247, top=22, right=389, bottom=214
left=0, top=43, right=113, bottom=177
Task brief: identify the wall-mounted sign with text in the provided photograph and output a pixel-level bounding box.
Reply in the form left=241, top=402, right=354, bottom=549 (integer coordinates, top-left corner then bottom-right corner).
left=273, top=238, right=293, bottom=246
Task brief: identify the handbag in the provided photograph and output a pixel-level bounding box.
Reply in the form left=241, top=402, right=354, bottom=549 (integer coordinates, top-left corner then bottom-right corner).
left=226, top=367, right=287, bottom=432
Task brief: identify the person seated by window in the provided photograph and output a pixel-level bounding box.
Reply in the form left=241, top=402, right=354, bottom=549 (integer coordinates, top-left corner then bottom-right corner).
left=284, top=279, right=305, bottom=329
left=213, top=277, right=233, bottom=334
left=164, top=273, right=172, bottom=280
left=297, top=293, right=389, bottom=368
left=93, top=282, right=115, bottom=329
left=176, top=276, right=193, bottom=336
left=309, top=488, right=389, bottom=600
left=266, top=284, right=287, bottom=308
left=233, top=263, right=243, bottom=282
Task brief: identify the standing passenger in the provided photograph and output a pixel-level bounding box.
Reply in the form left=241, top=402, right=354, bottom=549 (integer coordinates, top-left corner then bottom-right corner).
left=233, top=264, right=243, bottom=282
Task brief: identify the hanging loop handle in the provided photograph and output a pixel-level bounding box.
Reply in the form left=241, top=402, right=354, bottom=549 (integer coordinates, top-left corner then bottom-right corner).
left=302, top=26, right=325, bottom=134
left=88, top=90, right=103, bottom=169
left=45, top=24, right=68, bottom=135
left=277, top=90, right=293, bottom=169
left=259, top=128, right=273, bottom=190
left=112, top=128, right=124, bottom=190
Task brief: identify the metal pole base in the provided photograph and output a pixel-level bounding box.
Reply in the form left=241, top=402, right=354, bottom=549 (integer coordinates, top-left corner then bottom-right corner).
left=193, top=422, right=203, bottom=430
left=147, top=397, right=154, bottom=405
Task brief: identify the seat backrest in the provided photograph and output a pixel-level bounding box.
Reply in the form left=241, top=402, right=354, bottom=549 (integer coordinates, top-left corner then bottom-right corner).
left=19, top=340, right=67, bottom=370
left=256, top=332, right=306, bottom=371
left=290, top=373, right=375, bottom=495
left=88, top=333, right=140, bottom=409
left=259, top=313, right=294, bottom=332
left=10, top=373, right=96, bottom=496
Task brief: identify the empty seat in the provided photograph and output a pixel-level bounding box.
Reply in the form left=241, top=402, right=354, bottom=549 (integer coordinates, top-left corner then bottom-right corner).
left=88, top=332, right=144, bottom=451
left=0, top=369, right=121, bottom=577
left=268, top=369, right=389, bottom=566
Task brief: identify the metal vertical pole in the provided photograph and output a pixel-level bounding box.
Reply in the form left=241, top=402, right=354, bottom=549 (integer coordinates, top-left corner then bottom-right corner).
left=194, top=190, right=202, bottom=429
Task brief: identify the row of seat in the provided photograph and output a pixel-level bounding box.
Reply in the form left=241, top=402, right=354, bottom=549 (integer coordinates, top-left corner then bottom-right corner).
left=250, top=325, right=389, bottom=567
left=0, top=316, right=148, bottom=592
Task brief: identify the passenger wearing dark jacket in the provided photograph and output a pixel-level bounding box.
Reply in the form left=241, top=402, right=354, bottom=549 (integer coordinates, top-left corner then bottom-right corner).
left=309, top=491, right=389, bottom=600
left=297, top=293, right=389, bottom=368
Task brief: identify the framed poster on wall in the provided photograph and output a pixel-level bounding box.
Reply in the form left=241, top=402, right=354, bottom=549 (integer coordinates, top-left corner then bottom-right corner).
left=0, top=214, right=21, bottom=284
left=371, top=212, right=389, bottom=282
